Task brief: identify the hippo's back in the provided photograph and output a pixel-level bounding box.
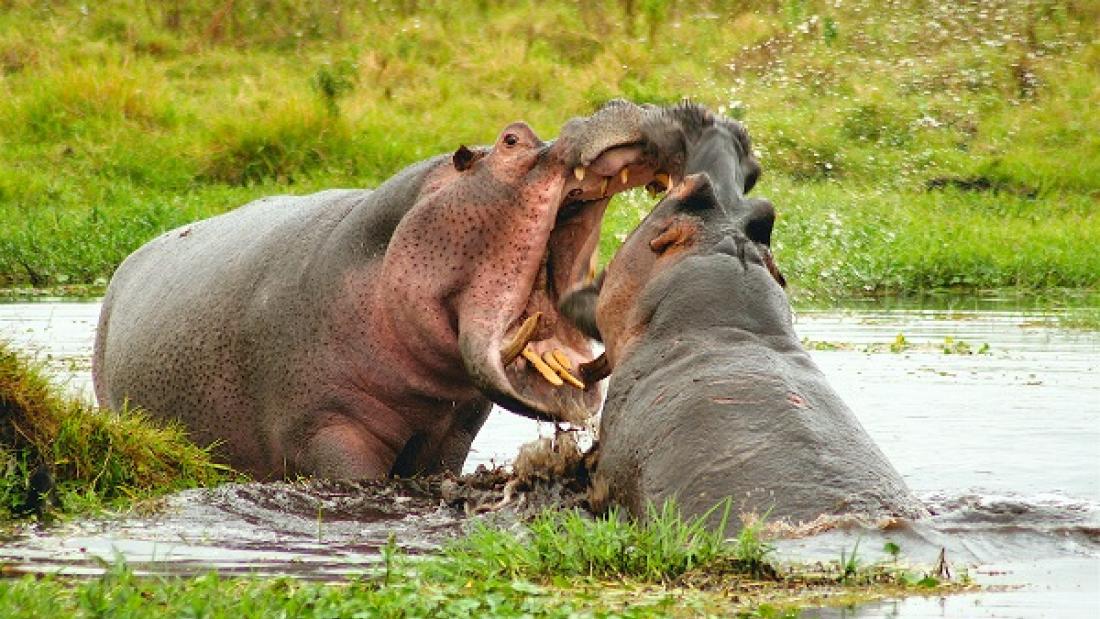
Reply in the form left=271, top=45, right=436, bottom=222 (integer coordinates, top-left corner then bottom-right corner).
left=93, top=189, right=370, bottom=464
left=598, top=331, right=925, bottom=531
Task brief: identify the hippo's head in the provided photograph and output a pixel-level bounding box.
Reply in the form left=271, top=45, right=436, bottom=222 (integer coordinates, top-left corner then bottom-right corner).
left=387, top=100, right=680, bottom=425
left=559, top=105, right=785, bottom=370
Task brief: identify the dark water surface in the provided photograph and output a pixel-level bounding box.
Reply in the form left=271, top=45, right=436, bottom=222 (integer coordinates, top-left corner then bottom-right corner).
left=2, top=299, right=1098, bottom=615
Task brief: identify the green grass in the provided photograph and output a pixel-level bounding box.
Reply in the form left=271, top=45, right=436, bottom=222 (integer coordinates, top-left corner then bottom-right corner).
left=437, top=500, right=732, bottom=583
left=0, top=339, right=229, bottom=520
left=0, top=503, right=964, bottom=618
left=0, top=0, right=1095, bottom=297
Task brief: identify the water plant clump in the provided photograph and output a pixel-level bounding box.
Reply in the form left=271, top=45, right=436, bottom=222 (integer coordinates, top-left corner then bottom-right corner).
left=0, top=340, right=229, bottom=520
left=437, top=499, right=734, bottom=583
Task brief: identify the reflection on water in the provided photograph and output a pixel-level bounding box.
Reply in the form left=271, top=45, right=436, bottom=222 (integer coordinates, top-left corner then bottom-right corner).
left=2, top=299, right=1099, bottom=614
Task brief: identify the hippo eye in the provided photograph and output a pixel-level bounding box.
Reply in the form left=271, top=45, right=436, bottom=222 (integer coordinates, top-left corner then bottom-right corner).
left=503, top=133, right=519, bottom=147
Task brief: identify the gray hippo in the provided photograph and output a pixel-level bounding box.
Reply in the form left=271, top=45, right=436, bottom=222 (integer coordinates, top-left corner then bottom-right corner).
left=562, top=104, right=926, bottom=530
left=93, top=101, right=681, bottom=480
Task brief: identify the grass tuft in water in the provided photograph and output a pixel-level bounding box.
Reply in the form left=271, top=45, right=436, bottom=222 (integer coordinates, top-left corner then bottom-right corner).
left=438, top=499, right=735, bottom=583
left=0, top=340, right=230, bottom=520
left=734, top=511, right=778, bottom=578
left=839, top=537, right=863, bottom=583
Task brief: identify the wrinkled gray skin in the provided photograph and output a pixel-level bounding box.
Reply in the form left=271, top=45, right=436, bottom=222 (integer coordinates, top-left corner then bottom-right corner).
left=94, top=100, right=676, bottom=480
left=563, top=104, right=926, bottom=530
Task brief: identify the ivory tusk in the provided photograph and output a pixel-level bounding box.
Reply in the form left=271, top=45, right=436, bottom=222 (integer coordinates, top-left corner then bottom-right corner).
left=543, top=351, right=585, bottom=390
left=552, top=348, right=574, bottom=372
left=542, top=351, right=566, bottom=373
left=620, top=168, right=630, bottom=185
left=557, top=367, right=586, bottom=390
left=500, top=312, right=542, bottom=365
left=522, top=346, right=564, bottom=387
left=573, top=166, right=586, bottom=181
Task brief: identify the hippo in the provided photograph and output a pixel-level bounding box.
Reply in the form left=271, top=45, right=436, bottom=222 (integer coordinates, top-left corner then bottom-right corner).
left=93, top=100, right=682, bottom=480
left=561, top=104, right=926, bottom=530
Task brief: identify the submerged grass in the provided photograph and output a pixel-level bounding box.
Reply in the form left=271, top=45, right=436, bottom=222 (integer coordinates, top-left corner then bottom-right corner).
left=0, top=503, right=966, bottom=618
left=0, top=340, right=229, bottom=520
left=0, top=0, right=1095, bottom=297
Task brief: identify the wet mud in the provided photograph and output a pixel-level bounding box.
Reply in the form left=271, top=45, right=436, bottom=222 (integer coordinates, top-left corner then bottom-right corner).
left=0, top=433, right=597, bottom=579
left=0, top=469, right=582, bottom=579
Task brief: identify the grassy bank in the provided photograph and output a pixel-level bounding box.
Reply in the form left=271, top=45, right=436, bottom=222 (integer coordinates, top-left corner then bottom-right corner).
left=0, top=0, right=1096, bottom=297
left=0, top=340, right=228, bottom=521
left=0, top=504, right=965, bottom=618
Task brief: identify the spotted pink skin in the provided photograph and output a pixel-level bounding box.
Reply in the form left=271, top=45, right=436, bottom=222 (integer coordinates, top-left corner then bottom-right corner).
left=347, top=121, right=603, bottom=423
left=369, top=121, right=635, bottom=425
left=94, top=111, right=662, bottom=480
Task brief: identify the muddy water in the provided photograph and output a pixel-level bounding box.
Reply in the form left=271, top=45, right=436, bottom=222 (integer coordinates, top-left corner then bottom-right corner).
left=2, top=300, right=1098, bottom=614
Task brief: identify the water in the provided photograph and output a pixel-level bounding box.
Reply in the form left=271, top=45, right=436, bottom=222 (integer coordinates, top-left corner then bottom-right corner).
left=2, top=300, right=1098, bottom=614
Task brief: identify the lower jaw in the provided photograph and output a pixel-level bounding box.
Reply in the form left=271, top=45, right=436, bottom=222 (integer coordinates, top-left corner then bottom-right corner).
left=496, top=307, right=598, bottom=423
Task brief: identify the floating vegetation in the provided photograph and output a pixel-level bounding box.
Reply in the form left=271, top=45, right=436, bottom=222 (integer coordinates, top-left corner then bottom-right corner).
left=802, top=335, right=992, bottom=355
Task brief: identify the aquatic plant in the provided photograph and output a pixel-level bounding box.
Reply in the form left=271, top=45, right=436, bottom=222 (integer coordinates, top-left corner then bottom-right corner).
left=734, top=510, right=778, bottom=578
left=0, top=340, right=229, bottom=520
left=883, top=540, right=901, bottom=562
left=839, top=537, right=863, bottom=582
left=889, top=333, right=909, bottom=353
left=438, top=499, right=732, bottom=583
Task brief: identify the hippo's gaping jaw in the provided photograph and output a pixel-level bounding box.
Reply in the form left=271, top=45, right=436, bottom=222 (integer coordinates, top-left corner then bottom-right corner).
left=458, top=102, right=675, bottom=425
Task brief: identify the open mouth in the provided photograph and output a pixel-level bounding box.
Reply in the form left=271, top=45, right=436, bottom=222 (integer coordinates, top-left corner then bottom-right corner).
left=487, top=148, right=680, bottom=424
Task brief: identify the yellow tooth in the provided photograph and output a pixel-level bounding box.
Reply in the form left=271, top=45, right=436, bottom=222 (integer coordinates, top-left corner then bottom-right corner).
left=573, top=166, right=586, bottom=181
left=557, top=366, right=586, bottom=390
left=552, top=349, right=574, bottom=372
left=599, top=177, right=610, bottom=196
left=543, top=351, right=585, bottom=390
left=543, top=351, right=565, bottom=373
left=655, top=173, right=671, bottom=189
left=620, top=168, right=630, bottom=185
left=500, top=312, right=542, bottom=365
left=523, top=346, right=563, bottom=387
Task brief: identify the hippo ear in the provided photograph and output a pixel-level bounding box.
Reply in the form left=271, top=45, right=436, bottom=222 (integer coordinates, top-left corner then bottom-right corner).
left=452, top=145, right=481, bottom=172
left=649, top=218, right=698, bottom=254
left=672, top=173, right=719, bottom=213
